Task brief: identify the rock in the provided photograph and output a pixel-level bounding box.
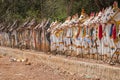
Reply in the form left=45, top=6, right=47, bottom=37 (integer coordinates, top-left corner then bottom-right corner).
left=47, top=52, right=51, bottom=54
left=9, top=58, right=17, bottom=62
left=96, top=78, right=100, bottom=80
left=21, top=58, right=28, bottom=62
left=84, top=75, right=91, bottom=79
left=15, top=73, right=23, bottom=76
left=72, top=78, right=77, bottom=80
left=16, top=59, right=21, bottom=62
left=9, top=57, right=29, bottom=63
left=21, top=59, right=25, bottom=62
left=0, top=55, right=2, bottom=58
left=57, top=67, right=60, bottom=70
left=25, top=62, right=31, bottom=65
left=3, top=53, right=7, bottom=56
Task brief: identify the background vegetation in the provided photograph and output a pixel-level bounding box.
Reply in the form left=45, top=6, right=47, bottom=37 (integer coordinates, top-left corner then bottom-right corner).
left=0, top=0, right=120, bottom=24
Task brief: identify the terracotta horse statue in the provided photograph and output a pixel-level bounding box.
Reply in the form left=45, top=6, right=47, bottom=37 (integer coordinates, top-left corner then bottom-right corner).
left=49, top=21, right=61, bottom=53
left=96, top=1, right=120, bottom=63
left=72, top=10, right=89, bottom=57
left=103, top=1, right=120, bottom=64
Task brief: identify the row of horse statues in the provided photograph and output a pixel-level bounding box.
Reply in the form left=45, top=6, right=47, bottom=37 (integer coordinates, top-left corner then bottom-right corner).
left=0, top=18, right=51, bottom=51
left=0, top=1, right=120, bottom=64
left=49, top=2, right=120, bottom=64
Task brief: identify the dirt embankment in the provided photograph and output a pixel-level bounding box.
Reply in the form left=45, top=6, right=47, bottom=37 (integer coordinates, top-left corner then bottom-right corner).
left=0, top=47, right=96, bottom=80
left=0, top=47, right=120, bottom=80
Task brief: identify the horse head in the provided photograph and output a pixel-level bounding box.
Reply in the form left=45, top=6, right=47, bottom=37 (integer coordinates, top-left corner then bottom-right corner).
left=93, top=11, right=102, bottom=23
left=102, top=1, right=120, bottom=23
left=79, top=9, right=89, bottom=23
left=101, top=6, right=113, bottom=23
left=83, top=12, right=95, bottom=26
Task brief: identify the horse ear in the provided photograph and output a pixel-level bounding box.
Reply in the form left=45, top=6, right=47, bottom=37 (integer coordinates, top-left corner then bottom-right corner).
left=75, top=13, right=78, bottom=18
left=71, top=15, right=74, bottom=19
left=90, top=12, right=95, bottom=17
left=90, top=12, right=93, bottom=17
left=81, top=9, right=85, bottom=15
left=65, top=16, right=71, bottom=21
left=95, top=13, right=98, bottom=16
left=102, top=8, right=104, bottom=13
left=113, top=1, right=118, bottom=9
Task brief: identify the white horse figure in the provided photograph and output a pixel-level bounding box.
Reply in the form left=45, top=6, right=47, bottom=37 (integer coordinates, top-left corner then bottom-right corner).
left=49, top=21, right=60, bottom=52
left=54, top=23, right=63, bottom=52
left=58, top=26, right=64, bottom=54
left=74, top=11, right=89, bottom=57
left=89, top=8, right=114, bottom=60
left=61, top=17, right=75, bottom=56
left=106, top=2, right=120, bottom=63
left=83, top=12, right=95, bottom=26
left=66, top=23, right=73, bottom=52
left=60, top=22, right=68, bottom=52
left=100, top=2, right=120, bottom=63
left=101, top=6, right=113, bottom=23
left=79, top=13, right=96, bottom=58
left=69, top=14, right=80, bottom=56
left=93, top=11, right=102, bottom=23
left=86, top=11, right=106, bottom=59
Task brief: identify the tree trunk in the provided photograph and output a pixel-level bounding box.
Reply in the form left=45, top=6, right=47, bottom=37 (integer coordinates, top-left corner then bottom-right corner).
left=66, top=0, right=74, bottom=16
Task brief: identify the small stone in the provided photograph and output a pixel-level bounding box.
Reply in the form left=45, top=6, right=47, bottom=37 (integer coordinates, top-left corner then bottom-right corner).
left=3, top=54, right=7, bottom=56
left=21, top=58, right=28, bottom=62
left=0, top=55, right=2, bottom=58
left=21, top=59, right=25, bottom=62
left=15, top=73, right=23, bottom=76
left=25, top=62, right=31, bottom=65
left=72, top=78, right=76, bottom=80
left=9, top=58, right=17, bottom=62
left=96, top=78, right=100, bottom=80
left=85, top=75, right=91, bottom=79
left=17, top=59, right=21, bottom=62
left=0, top=73, right=2, bottom=75
left=57, top=67, right=60, bottom=70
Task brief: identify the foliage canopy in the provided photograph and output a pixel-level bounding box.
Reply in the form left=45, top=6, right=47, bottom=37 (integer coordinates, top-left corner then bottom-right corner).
left=0, top=0, right=119, bottom=24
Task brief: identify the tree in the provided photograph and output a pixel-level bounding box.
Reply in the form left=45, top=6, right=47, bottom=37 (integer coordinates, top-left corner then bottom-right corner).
left=0, top=0, right=119, bottom=25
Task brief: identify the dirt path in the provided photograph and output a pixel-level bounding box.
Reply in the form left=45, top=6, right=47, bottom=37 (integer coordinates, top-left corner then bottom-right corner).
left=0, top=47, right=95, bottom=80
left=0, top=56, right=73, bottom=80
left=0, top=47, right=120, bottom=80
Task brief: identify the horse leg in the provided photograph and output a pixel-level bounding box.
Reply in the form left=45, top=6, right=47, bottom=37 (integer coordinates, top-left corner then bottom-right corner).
left=116, top=54, right=120, bottom=63
left=109, top=49, right=117, bottom=64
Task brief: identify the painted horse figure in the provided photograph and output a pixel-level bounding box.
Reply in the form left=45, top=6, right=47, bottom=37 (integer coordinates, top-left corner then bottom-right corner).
left=74, top=9, right=90, bottom=57
left=101, top=1, right=120, bottom=64
left=106, top=2, right=120, bottom=64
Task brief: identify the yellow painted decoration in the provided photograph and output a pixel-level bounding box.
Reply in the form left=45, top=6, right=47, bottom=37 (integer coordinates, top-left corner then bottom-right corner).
left=117, top=21, right=120, bottom=25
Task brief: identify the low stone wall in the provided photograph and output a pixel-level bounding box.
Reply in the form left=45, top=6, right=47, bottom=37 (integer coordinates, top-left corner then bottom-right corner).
left=0, top=47, right=120, bottom=80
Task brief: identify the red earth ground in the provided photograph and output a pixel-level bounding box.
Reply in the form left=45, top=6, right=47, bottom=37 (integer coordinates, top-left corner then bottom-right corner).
left=0, top=47, right=119, bottom=80
left=0, top=56, right=96, bottom=80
